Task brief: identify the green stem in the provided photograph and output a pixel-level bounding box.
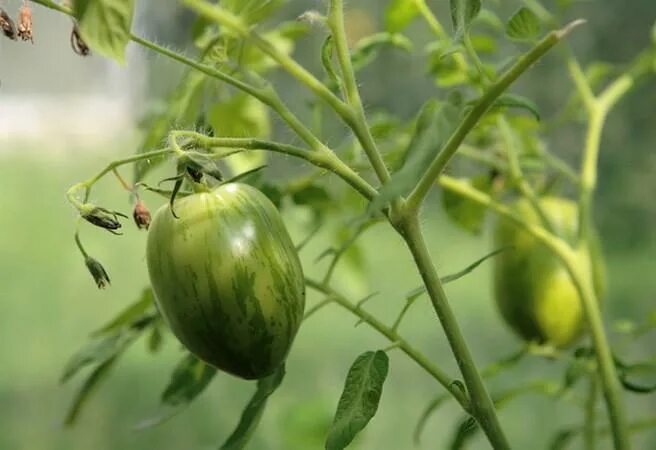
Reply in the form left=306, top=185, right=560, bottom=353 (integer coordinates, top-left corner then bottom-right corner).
left=178, top=132, right=378, bottom=201
left=399, top=216, right=510, bottom=449
left=66, top=149, right=173, bottom=208
left=328, top=0, right=391, bottom=185
left=437, top=175, right=631, bottom=450
left=406, top=21, right=583, bottom=213
left=305, top=278, right=470, bottom=412
left=413, top=0, right=470, bottom=74
left=584, top=375, right=598, bottom=450
left=181, top=0, right=352, bottom=123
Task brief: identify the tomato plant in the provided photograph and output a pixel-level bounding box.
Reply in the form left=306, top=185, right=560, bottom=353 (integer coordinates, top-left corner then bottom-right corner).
left=9, top=0, right=655, bottom=448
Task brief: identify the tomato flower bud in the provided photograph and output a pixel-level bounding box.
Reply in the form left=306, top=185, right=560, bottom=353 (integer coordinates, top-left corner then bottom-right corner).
left=133, top=199, right=151, bottom=230
left=17, top=4, right=33, bottom=43
left=80, top=205, right=128, bottom=234
left=84, top=256, right=110, bottom=289
left=0, top=8, right=17, bottom=40
left=70, top=24, right=90, bottom=56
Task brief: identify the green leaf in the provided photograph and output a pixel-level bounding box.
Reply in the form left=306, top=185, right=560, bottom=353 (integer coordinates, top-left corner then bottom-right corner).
left=442, top=247, right=511, bottom=283
left=450, top=0, right=482, bottom=40
left=291, top=184, right=332, bottom=208
left=321, top=36, right=342, bottom=91
left=92, top=287, right=154, bottom=337
left=325, top=351, right=389, bottom=450
left=73, top=0, right=135, bottom=63
left=506, top=8, right=542, bottom=42
left=368, top=98, right=461, bottom=214
left=449, top=416, right=479, bottom=450
left=490, top=93, right=541, bottom=121
left=220, top=365, right=286, bottom=449
left=60, top=330, right=138, bottom=383
left=351, top=32, right=413, bottom=72
left=134, top=70, right=207, bottom=181
left=135, top=353, right=217, bottom=429
left=442, top=174, right=493, bottom=234
left=63, top=357, right=118, bottom=426
left=221, top=0, right=286, bottom=25
left=207, top=93, right=271, bottom=175
left=208, top=94, right=271, bottom=139
left=406, top=247, right=510, bottom=301
left=385, top=0, right=420, bottom=33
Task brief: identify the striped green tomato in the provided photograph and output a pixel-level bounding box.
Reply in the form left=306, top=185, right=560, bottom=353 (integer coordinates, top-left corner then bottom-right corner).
left=493, top=197, right=606, bottom=348
left=146, top=183, right=305, bottom=379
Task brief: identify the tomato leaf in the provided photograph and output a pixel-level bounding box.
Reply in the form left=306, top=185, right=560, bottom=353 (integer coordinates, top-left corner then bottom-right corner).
left=449, top=416, right=479, bottom=450
left=91, top=287, right=155, bottom=337
left=489, top=93, right=541, bottom=121
left=60, top=329, right=139, bottom=383
left=405, top=247, right=511, bottom=304
left=441, top=174, right=494, bottom=234
left=351, top=32, right=413, bottom=72
left=133, top=70, right=207, bottom=181
left=505, top=8, right=542, bottom=42
left=385, top=0, right=420, bottom=34
left=135, top=353, right=217, bottom=430
left=63, top=356, right=118, bottom=426
left=325, top=351, right=389, bottom=450
left=321, top=35, right=342, bottom=91
left=450, top=0, right=482, bottom=41
left=220, top=365, right=286, bottom=449
left=73, top=0, right=135, bottom=63
left=368, top=98, right=461, bottom=214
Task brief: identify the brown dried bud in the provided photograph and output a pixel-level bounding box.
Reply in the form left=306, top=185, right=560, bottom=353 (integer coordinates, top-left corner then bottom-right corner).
left=85, top=256, right=110, bottom=289
left=17, top=4, right=33, bottom=43
left=70, top=24, right=90, bottom=56
left=133, top=199, right=151, bottom=230
left=0, top=8, right=17, bottom=41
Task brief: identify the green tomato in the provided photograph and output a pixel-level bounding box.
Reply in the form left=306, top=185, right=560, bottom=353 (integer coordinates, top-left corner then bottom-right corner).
left=146, top=183, right=305, bottom=379
left=493, top=197, right=606, bottom=348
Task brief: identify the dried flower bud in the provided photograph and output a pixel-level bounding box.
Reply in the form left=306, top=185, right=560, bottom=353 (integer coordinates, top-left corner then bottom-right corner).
left=70, top=24, right=90, bottom=56
left=0, top=8, right=17, bottom=40
left=81, top=205, right=128, bottom=234
left=17, top=4, right=33, bottom=43
left=133, top=199, right=151, bottom=230
left=85, top=256, right=110, bottom=289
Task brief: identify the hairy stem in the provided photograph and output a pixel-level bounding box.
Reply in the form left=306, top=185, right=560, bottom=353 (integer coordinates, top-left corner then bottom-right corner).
left=177, top=132, right=378, bottom=201
left=181, top=0, right=352, bottom=122
left=328, top=0, right=391, bottom=185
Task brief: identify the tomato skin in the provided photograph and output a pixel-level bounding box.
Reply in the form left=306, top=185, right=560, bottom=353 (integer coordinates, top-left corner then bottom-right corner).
left=493, top=197, right=606, bottom=348
left=146, top=183, right=305, bottom=379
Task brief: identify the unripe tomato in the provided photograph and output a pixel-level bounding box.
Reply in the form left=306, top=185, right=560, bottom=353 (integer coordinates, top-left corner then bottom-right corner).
left=146, top=183, right=305, bottom=379
left=493, top=197, right=606, bottom=348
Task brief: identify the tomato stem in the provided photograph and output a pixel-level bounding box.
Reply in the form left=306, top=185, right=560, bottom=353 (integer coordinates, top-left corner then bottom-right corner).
left=400, top=215, right=511, bottom=449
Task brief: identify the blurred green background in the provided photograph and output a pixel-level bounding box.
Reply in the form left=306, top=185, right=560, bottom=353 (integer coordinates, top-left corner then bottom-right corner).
left=0, top=1, right=654, bottom=449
